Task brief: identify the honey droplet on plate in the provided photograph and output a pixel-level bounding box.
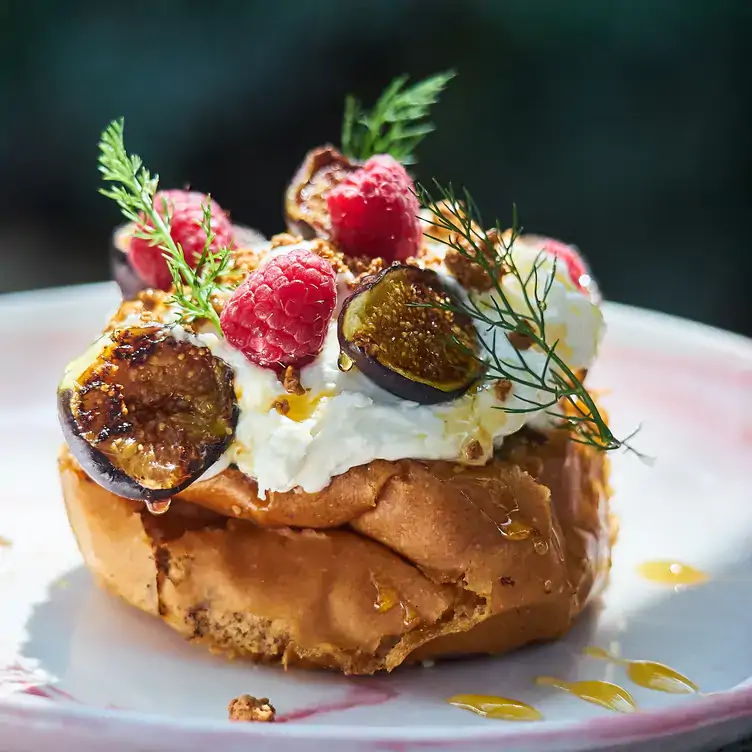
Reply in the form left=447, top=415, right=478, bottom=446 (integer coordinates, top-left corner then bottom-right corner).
left=636, top=560, right=709, bottom=586
left=447, top=694, right=542, bottom=721
left=337, top=351, right=354, bottom=372
left=536, top=677, right=637, bottom=713
left=626, top=661, right=698, bottom=694
left=145, top=498, right=171, bottom=516
left=584, top=646, right=699, bottom=694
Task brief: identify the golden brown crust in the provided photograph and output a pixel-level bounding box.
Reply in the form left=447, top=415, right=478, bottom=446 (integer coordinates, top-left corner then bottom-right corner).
left=59, top=429, right=611, bottom=675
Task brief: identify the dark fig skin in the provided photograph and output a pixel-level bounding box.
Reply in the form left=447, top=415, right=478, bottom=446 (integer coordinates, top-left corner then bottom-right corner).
left=110, top=222, right=267, bottom=300
left=58, top=327, right=238, bottom=501
left=285, top=145, right=358, bottom=240
left=338, top=266, right=484, bottom=405
left=110, top=225, right=146, bottom=300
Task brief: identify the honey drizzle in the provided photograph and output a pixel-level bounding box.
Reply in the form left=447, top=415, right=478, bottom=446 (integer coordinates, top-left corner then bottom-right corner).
left=535, top=676, right=637, bottom=713
left=144, top=498, right=171, bottom=516
left=374, top=584, right=399, bottom=614
left=274, top=390, right=334, bottom=422
left=373, top=582, right=418, bottom=625
left=501, top=519, right=533, bottom=541
left=636, top=560, right=709, bottom=586
left=447, top=694, right=542, bottom=721
left=584, top=646, right=698, bottom=694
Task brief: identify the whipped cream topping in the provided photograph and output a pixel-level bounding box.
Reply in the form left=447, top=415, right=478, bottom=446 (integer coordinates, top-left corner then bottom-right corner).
left=192, top=235, right=605, bottom=496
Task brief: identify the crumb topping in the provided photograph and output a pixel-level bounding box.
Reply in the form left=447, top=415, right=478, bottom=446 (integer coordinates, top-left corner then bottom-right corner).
left=345, top=255, right=385, bottom=286
left=229, top=245, right=262, bottom=276
left=228, top=695, right=276, bottom=722
left=307, top=238, right=350, bottom=275
left=494, top=379, right=513, bottom=402
left=273, top=398, right=290, bottom=416
left=443, top=226, right=505, bottom=293
left=280, top=366, right=306, bottom=396
left=508, top=331, right=534, bottom=351
left=270, top=232, right=304, bottom=249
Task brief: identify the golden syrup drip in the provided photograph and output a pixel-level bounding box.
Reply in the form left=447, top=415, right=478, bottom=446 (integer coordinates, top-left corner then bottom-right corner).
left=536, top=676, right=637, bottom=713
left=637, top=560, right=709, bottom=586
left=145, top=498, right=172, bottom=516
left=337, top=351, right=354, bottom=372
left=501, top=518, right=533, bottom=541
left=584, top=647, right=699, bottom=694
left=532, top=536, right=549, bottom=556
left=374, top=584, right=399, bottom=614
left=402, top=601, right=419, bottom=626
left=282, top=390, right=333, bottom=422
left=447, top=694, right=542, bottom=721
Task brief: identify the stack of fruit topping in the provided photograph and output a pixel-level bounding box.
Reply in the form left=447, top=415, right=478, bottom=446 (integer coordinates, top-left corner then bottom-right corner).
left=69, top=70, right=630, bottom=505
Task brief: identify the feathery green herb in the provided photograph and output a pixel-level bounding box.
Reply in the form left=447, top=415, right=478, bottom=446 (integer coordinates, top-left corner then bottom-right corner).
left=98, top=118, right=230, bottom=334
left=341, top=70, right=455, bottom=165
left=416, top=180, right=641, bottom=454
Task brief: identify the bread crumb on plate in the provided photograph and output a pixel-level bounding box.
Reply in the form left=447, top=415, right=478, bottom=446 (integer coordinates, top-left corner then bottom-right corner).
left=228, top=694, right=276, bottom=722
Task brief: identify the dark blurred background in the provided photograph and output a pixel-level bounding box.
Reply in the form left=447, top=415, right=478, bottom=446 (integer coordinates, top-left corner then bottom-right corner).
left=1, top=0, right=750, bottom=334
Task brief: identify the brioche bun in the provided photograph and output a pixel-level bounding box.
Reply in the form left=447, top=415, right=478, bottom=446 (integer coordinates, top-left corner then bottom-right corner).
left=58, top=428, right=612, bottom=675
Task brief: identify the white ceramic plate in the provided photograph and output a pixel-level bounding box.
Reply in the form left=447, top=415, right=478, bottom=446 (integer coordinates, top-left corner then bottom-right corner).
left=1, top=283, right=751, bottom=752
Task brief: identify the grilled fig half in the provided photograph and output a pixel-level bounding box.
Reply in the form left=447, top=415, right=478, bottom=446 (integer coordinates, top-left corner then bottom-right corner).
left=110, top=223, right=266, bottom=300
left=338, top=266, right=484, bottom=404
left=285, top=145, right=358, bottom=239
left=58, top=326, right=238, bottom=501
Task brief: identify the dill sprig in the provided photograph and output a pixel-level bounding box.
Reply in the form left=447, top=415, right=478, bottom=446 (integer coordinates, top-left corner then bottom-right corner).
left=97, top=117, right=230, bottom=335
left=165, top=200, right=234, bottom=332
left=416, top=180, right=639, bottom=454
left=342, top=70, right=455, bottom=165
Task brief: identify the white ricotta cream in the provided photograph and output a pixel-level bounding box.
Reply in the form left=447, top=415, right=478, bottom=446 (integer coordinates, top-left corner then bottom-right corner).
left=192, top=235, right=605, bottom=497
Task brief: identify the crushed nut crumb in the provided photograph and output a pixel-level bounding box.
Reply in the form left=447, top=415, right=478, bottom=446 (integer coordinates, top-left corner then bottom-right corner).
left=494, top=379, right=513, bottom=402
left=508, top=330, right=533, bottom=351
left=273, top=398, right=290, bottom=416
left=270, top=232, right=303, bottom=249
left=228, top=695, right=276, bottom=723
left=462, top=439, right=485, bottom=462
left=228, top=246, right=260, bottom=276
left=280, top=366, right=305, bottom=396
left=432, top=202, right=505, bottom=292
left=346, top=256, right=385, bottom=289
left=308, top=238, right=350, bottom=274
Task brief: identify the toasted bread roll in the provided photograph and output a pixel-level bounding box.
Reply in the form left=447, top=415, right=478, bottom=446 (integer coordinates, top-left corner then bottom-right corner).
left=59, top=427, right=611, bottom=675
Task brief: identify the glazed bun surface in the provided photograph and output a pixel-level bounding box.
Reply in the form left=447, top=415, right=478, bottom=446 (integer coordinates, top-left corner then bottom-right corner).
left=59, top=427, right=612, bottom=675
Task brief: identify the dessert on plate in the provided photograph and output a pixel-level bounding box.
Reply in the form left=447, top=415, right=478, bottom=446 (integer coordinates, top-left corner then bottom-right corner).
left=57, top=72, right=628, bottom=675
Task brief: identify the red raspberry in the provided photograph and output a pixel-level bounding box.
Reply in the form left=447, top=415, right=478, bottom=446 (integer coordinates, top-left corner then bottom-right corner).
left=327, top=154, right=421, bottom=262
left=128, top=190, right=234, bottom=290
left=220, top=247, right=337, bottom=369
left=540, top=238, right=590, bottom=292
